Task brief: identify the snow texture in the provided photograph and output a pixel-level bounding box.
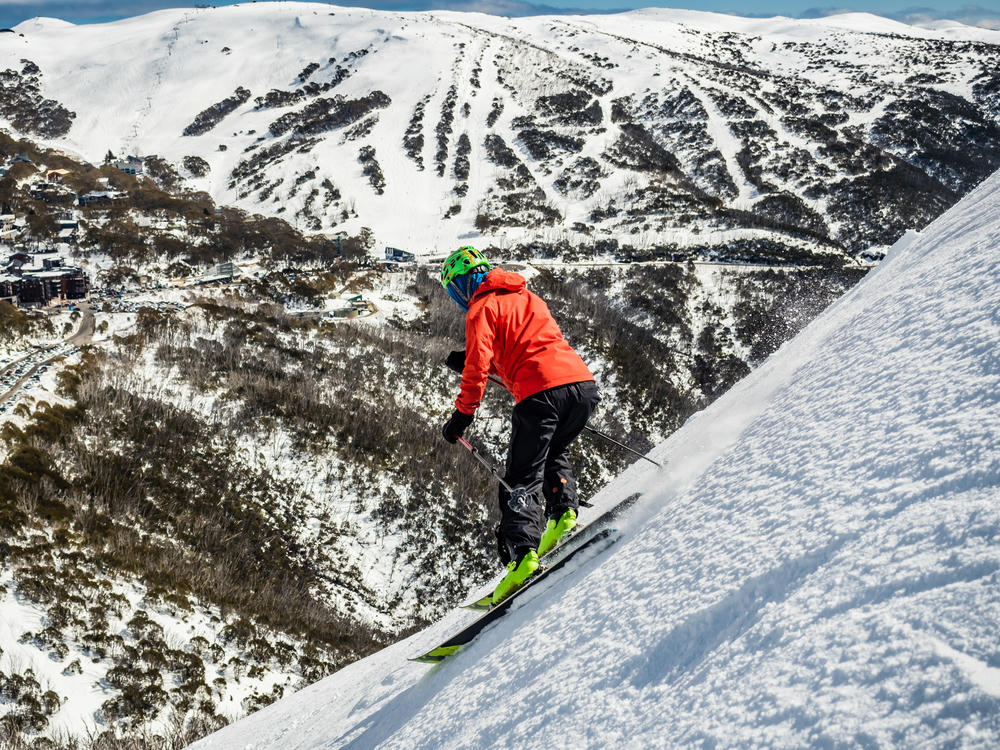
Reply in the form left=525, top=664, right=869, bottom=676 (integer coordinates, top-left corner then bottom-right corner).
left=190, top=167, right=1000, bottom=748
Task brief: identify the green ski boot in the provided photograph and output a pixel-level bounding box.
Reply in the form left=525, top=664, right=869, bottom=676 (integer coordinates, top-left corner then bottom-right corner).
left=537, top=508, right=577, bottom=558
left=491, top=549, right=539, bottom=606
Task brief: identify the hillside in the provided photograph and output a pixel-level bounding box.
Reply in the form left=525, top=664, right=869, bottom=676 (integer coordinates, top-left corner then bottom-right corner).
left=191, top=164, right=1000, bottom=750
left=0, top=129, right=866, bottom=746
left=2, top=5, right=999, bottom=261
left=1, top=5, right=998, bottom=747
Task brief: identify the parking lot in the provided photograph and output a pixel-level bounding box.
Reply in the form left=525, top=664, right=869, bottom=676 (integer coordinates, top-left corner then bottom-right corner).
left=0, top=342, right=77, bottom=415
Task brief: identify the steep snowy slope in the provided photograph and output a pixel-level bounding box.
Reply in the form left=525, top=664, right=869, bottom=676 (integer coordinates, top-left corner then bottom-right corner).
left=3, top=5, right=999, bottom=260
left=191, top=167, right=1000, bottom=748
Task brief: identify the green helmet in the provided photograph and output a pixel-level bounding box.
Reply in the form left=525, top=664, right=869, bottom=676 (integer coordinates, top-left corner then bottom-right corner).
left=440, top=246, right=491, bottom=289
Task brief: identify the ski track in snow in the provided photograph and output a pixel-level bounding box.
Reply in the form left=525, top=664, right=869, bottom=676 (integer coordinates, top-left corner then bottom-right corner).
left=191, top=171, right=1000, bottom=748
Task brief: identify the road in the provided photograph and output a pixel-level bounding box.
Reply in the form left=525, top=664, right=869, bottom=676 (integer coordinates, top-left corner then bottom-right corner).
left=0, top=304, right=91, bottom=406
left=67, top=304, right=95, bottom=346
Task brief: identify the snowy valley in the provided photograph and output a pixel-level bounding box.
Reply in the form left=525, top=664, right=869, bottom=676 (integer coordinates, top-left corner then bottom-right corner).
left=0, top=4, right=998, bottom=748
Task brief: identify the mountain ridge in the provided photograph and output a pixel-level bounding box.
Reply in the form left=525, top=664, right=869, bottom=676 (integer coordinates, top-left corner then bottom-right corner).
left=2, top=3, right=998, bottom=260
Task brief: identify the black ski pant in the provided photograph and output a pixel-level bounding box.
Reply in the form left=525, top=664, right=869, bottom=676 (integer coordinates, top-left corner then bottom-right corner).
left=496, top=380, right=600, bottom=564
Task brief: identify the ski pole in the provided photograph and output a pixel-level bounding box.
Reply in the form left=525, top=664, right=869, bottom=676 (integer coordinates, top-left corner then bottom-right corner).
left=486, top=374, right=662, bottom=469
left=457, top=436, right=514, bottom=495
left=583, top=426, right=662, bottom=468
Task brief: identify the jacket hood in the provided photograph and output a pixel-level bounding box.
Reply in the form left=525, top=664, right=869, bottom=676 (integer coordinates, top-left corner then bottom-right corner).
left=473, top=268, right=526, bottom=298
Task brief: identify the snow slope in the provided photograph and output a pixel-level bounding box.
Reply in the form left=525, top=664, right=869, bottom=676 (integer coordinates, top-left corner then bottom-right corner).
left=190, top=167, right=1000, bottom=747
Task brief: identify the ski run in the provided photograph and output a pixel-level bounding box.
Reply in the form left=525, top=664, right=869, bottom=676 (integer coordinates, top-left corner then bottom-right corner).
left=190, top=159, right=1000, bottom=747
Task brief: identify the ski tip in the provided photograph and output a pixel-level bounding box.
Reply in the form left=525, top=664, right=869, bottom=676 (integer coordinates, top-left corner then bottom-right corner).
left=410, top=644, right=463, bottom=664
left=462, top=595, right=494, bottom=612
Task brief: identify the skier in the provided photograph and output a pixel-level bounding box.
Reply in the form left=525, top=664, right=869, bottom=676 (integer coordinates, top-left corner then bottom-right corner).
left=439, top=246, right=599, bottom=604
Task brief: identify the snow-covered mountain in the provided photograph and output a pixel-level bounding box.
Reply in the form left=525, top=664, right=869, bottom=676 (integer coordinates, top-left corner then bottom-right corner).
left=3, top=5, right=1000, bottom=746
left=2, top=4, right=999, bottom=260
left=190, top=164, right=1000, bottom=747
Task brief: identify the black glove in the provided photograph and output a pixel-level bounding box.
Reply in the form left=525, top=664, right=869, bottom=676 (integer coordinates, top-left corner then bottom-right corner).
left=445, top=350, right=466, bottom=374
left=442, top=409, right=474, bottom=444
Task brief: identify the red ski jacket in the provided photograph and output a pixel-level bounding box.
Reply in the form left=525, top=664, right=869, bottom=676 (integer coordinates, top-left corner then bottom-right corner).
left=455, top=268, right=594, bottom=415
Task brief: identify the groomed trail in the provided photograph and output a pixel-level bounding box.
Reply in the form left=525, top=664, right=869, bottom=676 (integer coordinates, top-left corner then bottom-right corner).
left=192, top=168, right=1000, bottom=748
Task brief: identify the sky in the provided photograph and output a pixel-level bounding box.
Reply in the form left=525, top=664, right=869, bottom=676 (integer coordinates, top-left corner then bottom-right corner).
left=0, top=0, right=998, bottom=30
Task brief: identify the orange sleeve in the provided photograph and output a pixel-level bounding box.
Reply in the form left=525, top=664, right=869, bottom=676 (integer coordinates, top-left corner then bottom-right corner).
left=455, top=301, right=497, bottom=415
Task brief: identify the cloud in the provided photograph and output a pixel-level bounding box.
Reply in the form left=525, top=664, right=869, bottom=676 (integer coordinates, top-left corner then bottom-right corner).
left=779, top=3, right=1000, bottom=29
left=891, top=4, right=1000, bottom=29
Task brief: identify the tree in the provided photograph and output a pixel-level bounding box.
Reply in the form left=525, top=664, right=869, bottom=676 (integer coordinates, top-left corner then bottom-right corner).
left=26, top=210, right=57, bottom=240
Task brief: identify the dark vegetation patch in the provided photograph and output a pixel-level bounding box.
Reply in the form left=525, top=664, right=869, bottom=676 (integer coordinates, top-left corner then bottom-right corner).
left=230, top=137, right=319, bottom=187
left=297, top=62, right=321, bottom=83
left=435, top=85, right=458, bottom=177
left=517, top=128, right=584, bottom=161
left=403, top=96, right=429, bottom=169
left=344, top=114, right=379, bottom=141
left=183, top=87, right=251, bottom=137
left=0, top=60, right=76, bottom=138
left=453, top=133, right=471, bottom=182
left=486, top=97, right=504, bottom=128
left=184, top=155, right=211, bottom=177
left=484, top=133, right=525, bottom=171
left=267, top=91, right=390, bottom=138
left=141, top=155, right=182, bottom=192
left=604, top=124, right=682, bottom=175
left=870, top=88, right=1000, bottom=193
left=972, top=69, right=1000, bottom=119
left=358, top=146, right=386, bottom=194
left=0, top=300, right=54, bottom=344
left=480, top=135, right=559, bottom=227
left=553, top=156, right=603, bottom=198
left=751, top=192, right=828, bottom=236
left=827, top=162, right=958, bottom=251
left=253, top=65, right=352, bottom=112
left=730, top=266, right=868, bottom=362
left=536, top=90, right=602, bottom=126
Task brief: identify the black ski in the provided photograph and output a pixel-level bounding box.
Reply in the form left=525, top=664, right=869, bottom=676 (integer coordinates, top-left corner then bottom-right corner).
left=411, top=528, right=618, bottom=664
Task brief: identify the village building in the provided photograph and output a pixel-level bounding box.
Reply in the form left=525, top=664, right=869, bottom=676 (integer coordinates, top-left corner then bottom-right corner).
left=56, top=212, right=78, bottom=242
left=28, top=181, right=73, bottom=203
left=111, top=156, right=144, bottom=176
left=0, top=274, right=17, bottom=304
left=2, top=250, right=89, bottom=306
left=78, top=189, right=126, bottom=207
left=385, top=246, right=416, bottom=263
